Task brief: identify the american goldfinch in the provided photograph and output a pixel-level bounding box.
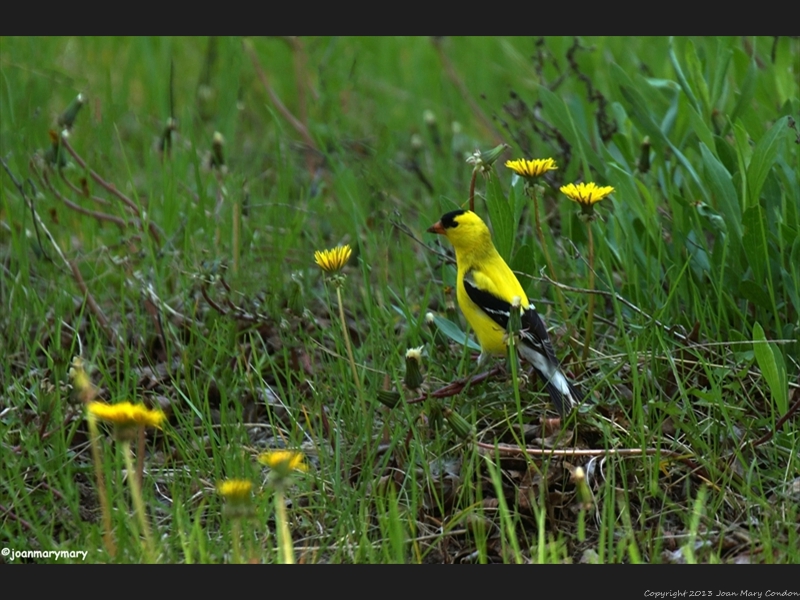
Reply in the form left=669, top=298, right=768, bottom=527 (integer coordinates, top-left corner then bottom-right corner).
left=428, top=209, right=582, bottom=416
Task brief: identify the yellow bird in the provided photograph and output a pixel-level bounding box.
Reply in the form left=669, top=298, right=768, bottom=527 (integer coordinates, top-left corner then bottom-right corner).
left=428, top=209, right=582, bottom=416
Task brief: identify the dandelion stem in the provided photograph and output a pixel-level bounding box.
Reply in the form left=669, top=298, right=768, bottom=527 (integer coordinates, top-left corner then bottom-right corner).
left=87, top=414, right=116, bottom=558
left=581, top=223, right=596, bottom=365
left=274, top=488, right=295, bottom=564
left=122, top=437, right=156, bottom=563
left=507, top=335, right=523, bottom=421
left=231, top=519, right=242, bottom=564
left=336, top=283, right=366, bottom=416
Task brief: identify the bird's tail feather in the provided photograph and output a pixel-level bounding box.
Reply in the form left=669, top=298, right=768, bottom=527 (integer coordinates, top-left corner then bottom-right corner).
left=543, top=375, right=583, bottom=417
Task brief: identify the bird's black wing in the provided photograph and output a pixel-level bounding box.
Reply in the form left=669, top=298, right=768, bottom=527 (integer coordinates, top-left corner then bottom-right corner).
left=462, top=271, right=511, bottom=329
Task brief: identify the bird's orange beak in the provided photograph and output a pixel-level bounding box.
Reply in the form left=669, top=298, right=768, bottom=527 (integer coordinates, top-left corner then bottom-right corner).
left=427, top=221, right=445, bottom=235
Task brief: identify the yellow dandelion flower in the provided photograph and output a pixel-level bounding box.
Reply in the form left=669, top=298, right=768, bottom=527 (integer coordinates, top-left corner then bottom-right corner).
left=258, top=450, right=308, bottom=477
left=217, top=479, right=253, bottom=503
left=505, top=158, right=558, bottom=179
left=314, top=244, right=352, bottom=274
left=560, top=182, right=614, bottom=221
left=87, top=401, right=166, bottom=429
left=560, top=182, right=614, bottom=206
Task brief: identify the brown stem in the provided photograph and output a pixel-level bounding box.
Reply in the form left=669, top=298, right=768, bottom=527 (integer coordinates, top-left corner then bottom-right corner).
left=407, top=365, right=503, bottom=404
left=279, top=36, right=318, bottom=124
left=474, top=441, right=711, bottom=481
left=60, top=137, right=163, bottom=245
left=468, top=169, right=477, bottom=212
left=40, top=168, right=128, bottom=230
left=59, top=169, right=112, bottom=207
left=535, top=273, right=690, bottom=344
left=60, top=138, right=138, bottom=212
left=244, top=39, right=319, bottom=154
left=0, top=504, right=34, bottom=532
left=750, top=385, right=800, bottom=450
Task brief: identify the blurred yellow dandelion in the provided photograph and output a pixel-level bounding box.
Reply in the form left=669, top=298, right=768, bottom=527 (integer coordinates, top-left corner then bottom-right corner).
left=217, top=479, right=253, bottom=503
left=258, top=450, right=308, bottom=476
left=314, top=245, right=352, bottom=274
left=505, top=158, right=558, bottom=179
left=87, top=401, right=165, bottom=429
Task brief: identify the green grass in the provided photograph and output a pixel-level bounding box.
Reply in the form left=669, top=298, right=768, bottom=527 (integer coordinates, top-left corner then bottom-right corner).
left=1, top=36, right=798, bottom=564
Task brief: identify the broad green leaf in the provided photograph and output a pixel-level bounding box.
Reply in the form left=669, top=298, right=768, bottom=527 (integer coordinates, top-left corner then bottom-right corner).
left=485, top=174, right=514, bottom=261
left=741, top=204, right=768, bottom=283
left=510, top=243, right=536, bottom=296
left=668, top=37, right=700, bottom=113
left=661, top=90, right=680, bottom=136
left=732, top=121, right=751, bottom=209
left=613, top=64, right=707, bottom=199
left=539, top=86, right=604, bottom=174
left=509, top=177, right=526, bottom=236
left=615, top=79, right=669, bottom=146
left=739, top=280, right=772, bottom=310
left=752, top=322, right=788, bottom=416
left=700, top=142, right=741, bottom=243
left=714, top=135, right=738, bottom=175
left=789, top=238, right=800, bottom=315
left=686, top=230, right=710, bottom=275
left=684, top=39, right=711, bottom=115
left=728, top=55, right=758, bottom=132
left=709, top=41, right=733, bottom=108
left=747, top=116, right=789, bottom=209
left=608, top=164, right=659, bottom=247
left=432, top=314, right=482, bottom=352
left=686, top=105, right=716, bottom=154
left=695, top=202, right=728, bottom=236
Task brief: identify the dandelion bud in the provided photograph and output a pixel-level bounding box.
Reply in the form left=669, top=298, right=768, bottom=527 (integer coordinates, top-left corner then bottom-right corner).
left=159, top=117, right=178, bottom=156
left=443, top=407, right=474, bottom=440
left=68, top=356, right=96, bottom=403
left=508, top=296, right=522, bottom=336
left=443, top=286, right=458, bottom=321
left=572, top=466, right=593, bottom=510
left=45, top=130, right=67, bottom=167
left=466, top=143, right=510, bottom=174
left=376, top=390, right=402, bottom=409
left=425, top=311, right=436, bottom=328
left=57, top=93, right=85, bottom=130
left=404, top=346, right=425, bottom=391
left=425, top=311, right=447, bottom=349
left=211, top=131, right=225, bottom=169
